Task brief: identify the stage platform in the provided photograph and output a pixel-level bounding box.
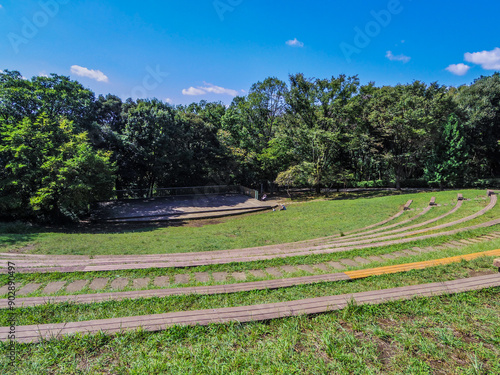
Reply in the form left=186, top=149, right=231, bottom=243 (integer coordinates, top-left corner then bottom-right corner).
left=92, top=194, right=274, bottom=223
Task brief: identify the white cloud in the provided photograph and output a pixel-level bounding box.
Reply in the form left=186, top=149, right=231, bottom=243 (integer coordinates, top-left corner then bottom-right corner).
left=202, top=83, right=239, bottom=96
left=464, top=47, right=500, bottom=70
left=182, top=83, right=239, bottom=96
left=286, top=38, right=304, bottom=48
left=182, top=87, right=206, bottom=96
left=386, top=51, right=411, bottom=63
left=165, top=98, right=173, bottom=104
left=70, top=65, right=109, bottom=83
left=445, top=63, right=471, bottom=76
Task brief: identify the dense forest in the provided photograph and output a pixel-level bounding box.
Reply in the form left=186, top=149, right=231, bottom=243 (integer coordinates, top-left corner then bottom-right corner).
left=1, top=70, right=499, bottom=221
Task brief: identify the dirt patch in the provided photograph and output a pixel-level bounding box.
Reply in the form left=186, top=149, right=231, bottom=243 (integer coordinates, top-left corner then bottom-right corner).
left=376, top=340, right=396, bottom=368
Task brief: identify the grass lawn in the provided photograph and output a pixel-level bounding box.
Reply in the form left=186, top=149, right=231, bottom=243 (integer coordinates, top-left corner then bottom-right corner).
left=1, top=189, right=499, bottom=374
left=0, top=189, right=490, bottom=256
left=1, top=259, right=499, bottom=374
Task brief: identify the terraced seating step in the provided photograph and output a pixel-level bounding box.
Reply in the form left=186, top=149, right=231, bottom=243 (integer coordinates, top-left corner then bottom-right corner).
left=2, top=196, right=497, bottom=274
left=5, top=250, right=500, bottom=309
left=4, top=233, right=500, bottom=297
left=5, top=274, right=499, bottom=343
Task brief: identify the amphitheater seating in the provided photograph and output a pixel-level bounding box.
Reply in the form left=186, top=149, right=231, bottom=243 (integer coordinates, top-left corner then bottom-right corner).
left=1, top=190, right=499, bottom=345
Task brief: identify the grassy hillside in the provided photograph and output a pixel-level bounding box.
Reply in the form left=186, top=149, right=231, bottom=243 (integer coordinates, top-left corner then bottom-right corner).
left=0, top=190, right=491, bottom=256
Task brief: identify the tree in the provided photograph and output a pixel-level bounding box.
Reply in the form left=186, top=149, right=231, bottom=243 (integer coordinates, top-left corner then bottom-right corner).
left=122, top=99, right=178, bottom=196
left=454, top=73, right=500, bottom=178
left=368, top=82, right=453, bottom=189
left=182, top=100, right=227, bottom=129
left=283, top=73, right=359, bottom=193
left=0, top=70, right=96, bottom=130
left=424, top=114, right=468, bottom=188
left=0, top=114, right=115, bottom=221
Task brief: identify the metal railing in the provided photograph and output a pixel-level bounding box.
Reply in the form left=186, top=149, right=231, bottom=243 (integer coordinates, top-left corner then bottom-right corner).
left=111, top=185, right=258, bottom=200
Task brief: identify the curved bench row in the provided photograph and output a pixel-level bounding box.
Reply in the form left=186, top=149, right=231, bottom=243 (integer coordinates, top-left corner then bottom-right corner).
left=4, top=249, right=500, bottom=309
left=3, top=273, right=499, bottom=344
left=2, top=195, right=497, bottom=273
left=5, top=216, right=500, bottom=273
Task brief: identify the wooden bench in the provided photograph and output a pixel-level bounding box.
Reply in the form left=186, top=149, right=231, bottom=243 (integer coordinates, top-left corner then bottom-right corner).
left=429, top=197, right=436, bottom=206
left=488, top=190, right=495, bottom=197
left=494, top=258, right=500, bottom=272
left=403, top=200, right=412, bottom=210
left=457, top=193, right=463, bottom=201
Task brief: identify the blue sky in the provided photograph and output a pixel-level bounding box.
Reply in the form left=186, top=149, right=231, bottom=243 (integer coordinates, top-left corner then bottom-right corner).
left=1, top=0, right=500, bottom=105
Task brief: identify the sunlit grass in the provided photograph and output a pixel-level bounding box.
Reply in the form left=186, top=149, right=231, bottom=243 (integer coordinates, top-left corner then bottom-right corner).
left=0, top=189, right=492, bottom=256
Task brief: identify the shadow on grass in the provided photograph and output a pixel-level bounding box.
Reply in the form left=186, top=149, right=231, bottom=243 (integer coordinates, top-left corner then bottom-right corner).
left=0, top=221, right=39, bottom=249
left=0, top=219, right=183, bottom=239
left=274, top=188, right=432, bottom=202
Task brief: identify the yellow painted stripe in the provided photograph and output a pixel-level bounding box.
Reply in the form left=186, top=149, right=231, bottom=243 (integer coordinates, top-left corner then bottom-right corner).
left=345, top=249, right=500, bottom=279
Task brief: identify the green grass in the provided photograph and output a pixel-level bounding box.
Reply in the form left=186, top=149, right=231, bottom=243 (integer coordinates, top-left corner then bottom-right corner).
left=1, top=262, right=499, bottom=374
left=0, top=189, right=499, bottom=374
left=0, top=189, right=489, bottom=256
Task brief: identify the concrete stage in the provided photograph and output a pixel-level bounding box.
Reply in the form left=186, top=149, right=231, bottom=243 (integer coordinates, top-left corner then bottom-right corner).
left=92, top=194, right=274, bottom=223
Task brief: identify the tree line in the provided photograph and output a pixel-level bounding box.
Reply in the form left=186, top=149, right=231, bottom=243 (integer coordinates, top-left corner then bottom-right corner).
left=1, top=70, right=499, bottom=221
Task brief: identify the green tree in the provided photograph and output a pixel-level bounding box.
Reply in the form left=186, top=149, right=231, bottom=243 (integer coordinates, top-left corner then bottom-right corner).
left=424, top=114, right=468, bottom=188
left=368, top=82, right=453, bottom=189
left=122, top=99, right=178, bottom=196
left=0, top=70, right=96, bottom=129
left=283, top=73, right=359, bottom=193
left=1, top=114, right=115, bottom=221
left=454, top=73, right=500, bottom=178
